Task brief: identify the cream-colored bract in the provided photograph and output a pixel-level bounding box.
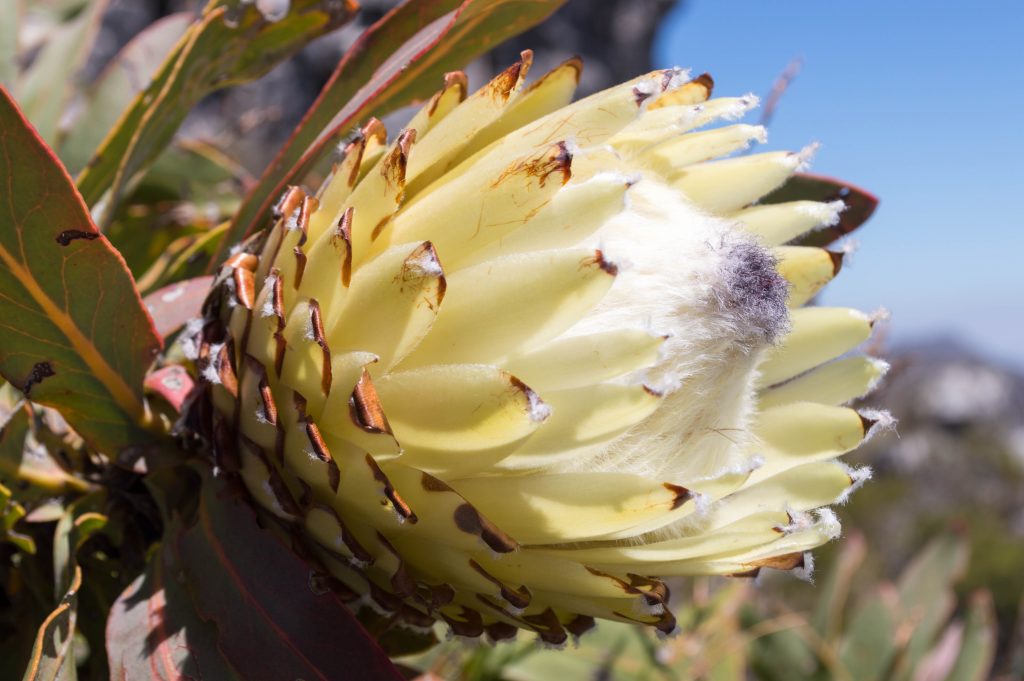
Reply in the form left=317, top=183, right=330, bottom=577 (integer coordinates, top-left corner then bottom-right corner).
left=200, top=52, right=889, bottom=645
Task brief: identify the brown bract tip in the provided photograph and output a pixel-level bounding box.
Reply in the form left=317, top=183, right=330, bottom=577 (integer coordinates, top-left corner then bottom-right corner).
left=442, top=608, right=484, bottom=638
left=349, top=369, right=392, bottom=434
left=361, top=118, right=387, bottom=145
left=224, top=252, right=258, bottom=271
left=334, top=207, right=354, bottom=287
left=663, top=483, right=693, bottom=510
left=364, top=455, right=416, bottom=522
left=565, top=614, right=596, bottom=638
left=594, top=249, right=618, bottom=276
left=430, top=71, right=468, bottom=114
left=692, top=72, right=715, bottom=96
left=443, top=70, right=469, bottom=95
left=381, top=129, right=415, bottom=190
left=420, top=471, right=454, bottom=493
left=233, top=267, right=256, bottom=309
left=490, top=56, right=528, bottom=102
left=751, top=552, right=805, bottom=571
left=468, top=560, right=531, bottom=609
left=828, top=249, right=844, bottom=276
left=453, top=503, right=519, bottom=553
left=216, top=344, right=237, bottom=396
left=292, top=247, right=307, bottom=289
left=563, top=56, right=584, bottom=84
left=485, top=621, right=519, bottom=642
left=522, top=608, right=567, bottom=646
left=273, top=186, right=306, bottom=222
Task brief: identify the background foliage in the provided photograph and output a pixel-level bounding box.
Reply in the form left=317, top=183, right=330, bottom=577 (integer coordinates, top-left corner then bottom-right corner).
left=0, top=0, right=1019, bottom=679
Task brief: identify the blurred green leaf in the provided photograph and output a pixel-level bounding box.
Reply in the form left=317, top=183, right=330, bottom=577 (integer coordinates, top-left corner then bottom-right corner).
left=0, top=402, right=85, bottom=497
left=52, top=493, right=107, bottom=598
left=214, top=0, right=567, bottom=269
left=0, top=479, right=36, bottom=553
left=812, top=531, right=867, bottom=644
left=21, top=566, right=82, bottom=681
left=748, top=626, right=818, bottom=681
left=895, top=533, right=970, bottom=679
left=946, top=592, right=997, bottom=681
left=76, top=0, right=359, bottom=223
left=0, top=86, right=162, bottom=455
left=839, top=586, right=901, bottom=681
left=0, top=0, right=21, bottom=89
left=15, top=0, right=107, bottom=145
left=59, top=12, right=194, bottom=175
left=501, top=620, right=665, bottom=681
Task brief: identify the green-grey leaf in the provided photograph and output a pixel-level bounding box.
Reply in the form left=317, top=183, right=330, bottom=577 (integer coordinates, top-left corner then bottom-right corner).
left=15, top=0, right=107, bottom=145
left=58, top=12, right=194, bottom=175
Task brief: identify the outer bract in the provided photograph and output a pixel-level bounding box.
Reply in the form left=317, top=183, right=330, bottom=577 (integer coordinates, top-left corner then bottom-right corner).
left=197, top=52, right=889, bottom=645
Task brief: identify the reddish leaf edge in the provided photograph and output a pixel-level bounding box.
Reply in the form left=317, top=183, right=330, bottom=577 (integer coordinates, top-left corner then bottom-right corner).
left=763, top=171, right=880, bottom=247
left=0, top=84, right=163, bottom=353
left=0, top=85, right=163, bottom=449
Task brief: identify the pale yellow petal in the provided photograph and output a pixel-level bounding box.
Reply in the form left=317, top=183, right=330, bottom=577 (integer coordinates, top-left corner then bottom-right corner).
left=758, top=307, right=874, bottom=387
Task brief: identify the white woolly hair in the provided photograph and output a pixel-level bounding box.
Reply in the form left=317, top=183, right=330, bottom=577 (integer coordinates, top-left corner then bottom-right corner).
left=552, top=179, right=789, bottom=483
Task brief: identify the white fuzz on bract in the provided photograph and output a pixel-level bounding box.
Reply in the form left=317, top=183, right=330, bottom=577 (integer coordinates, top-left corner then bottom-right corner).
left=179, top=317, right=204, bottom=361
left=558, top=180, right=788, bottom=483
left=836, top=464, right=874, bottom=504
left=799, top=198, right=846, bottom=227
left=792, top=552, right=815, bottom=582
left=259, top=272, right=278, bottom=318
left=860, top=408, right=897, bottom=442
left=201, top=343, right=225, bottom=385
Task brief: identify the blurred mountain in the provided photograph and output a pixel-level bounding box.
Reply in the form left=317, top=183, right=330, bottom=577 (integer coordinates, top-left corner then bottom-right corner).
left=839, top=337, right=1024, bottom=663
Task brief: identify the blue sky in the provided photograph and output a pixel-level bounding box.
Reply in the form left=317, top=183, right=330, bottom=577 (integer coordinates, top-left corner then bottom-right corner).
left=653, top=1, right=1024, bottom=369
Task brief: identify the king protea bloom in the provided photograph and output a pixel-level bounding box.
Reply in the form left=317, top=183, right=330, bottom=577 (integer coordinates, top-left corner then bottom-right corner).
left=199, top=51, right=890, bottom=644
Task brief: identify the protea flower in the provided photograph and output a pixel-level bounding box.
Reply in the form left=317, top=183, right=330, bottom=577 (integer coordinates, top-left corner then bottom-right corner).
left=198, top=52, right=889, bottom=645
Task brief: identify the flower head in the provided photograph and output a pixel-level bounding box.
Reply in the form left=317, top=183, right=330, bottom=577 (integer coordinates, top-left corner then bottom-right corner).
left=201, top=52, right=888, bottom=644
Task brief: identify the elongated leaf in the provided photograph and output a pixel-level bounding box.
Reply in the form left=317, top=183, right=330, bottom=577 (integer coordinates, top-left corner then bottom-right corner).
left=21, top=566, right=82, bottom=681
left=0, top=400, right=32, bottom=481
left=0, top=0, right=21, bottom=89
left=0, top=478, right=35, bottom=553
left=15, top=0, right=108, bottom=145
left=212, top=0, right=566, bottom=268
left=895, top=533, right=970, bottom=679
left=812, top=531, right=867, bottom=643
left=75, top=0, right=359, bottom=221
left=172, top=465, right=403, bottom=680
left=0, top=86, right=161, bottom=455
left=52, top=492, right=107, bottom=598
left=761, top=173, right=879, bottom=247
left=840, top=586, right=901, bottom=681
left=946, top=592, right=997, bottom=681
left=59, top=12, right=194, bottom=175
left=107, top=540, right=243, bottom=681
